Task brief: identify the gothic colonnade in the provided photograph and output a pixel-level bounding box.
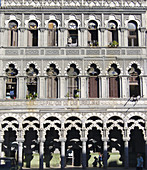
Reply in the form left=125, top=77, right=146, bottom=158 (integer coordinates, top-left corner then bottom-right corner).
left=0, top=112, right=147, bottom=169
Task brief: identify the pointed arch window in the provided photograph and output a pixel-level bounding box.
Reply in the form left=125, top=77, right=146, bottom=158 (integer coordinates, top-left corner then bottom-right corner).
left=88, top=21, right=98, bottom=46
left=28, top=20, right=38, bottom=46
left=87, top=64, right=100, bottom=98
left=46, top=64, right=59, bottom=98
left=8, top=21, right=18, bottom=46
left=26, top=64, right=38, bottom=97
left=108, top=64, right=120, bottom=98
left=108, top=21, right=118, bottom=45
left=48, top=21, right=58, bottom=46
left=128, top=64, right=140, bottom=97
left=128, top=21, right=138, bottom=46
left=68, top=21, right=78, bottom=47
left=6, top=64, right=18, bottom=99
left=67, top=64, right=80, bottom=98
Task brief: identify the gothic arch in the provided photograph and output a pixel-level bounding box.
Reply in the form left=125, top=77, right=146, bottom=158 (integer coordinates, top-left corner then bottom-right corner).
left=64, top=113, right=83, bottom=121
left=5, top=15, right=21, bottom=28
left=45, top=15, right=61, bottom=28
left=24, top=61, right=41, bottom=76
left=105, top=112, right=125, bottom=120
left=65, top=15, right=81, bottom=28
left=85, top=15, right=101, bottom=28
left=126, top=61, right=143, bottom=75
left=85, top=113, right=104, bottom=121
left=44, top=61, right=61, bottom=76
left=64, top=61, right=82, bottom=76
left=105, top=61, right=123, bottom=75
left=25, top=15, right=41, bottom=28
left=85, top=61, right=102, bottom=75
left=105, top=15, right=121, bottom=28
left=125, top=15, right=141, bottom=28
left=3, top=61, right=20, bottom=76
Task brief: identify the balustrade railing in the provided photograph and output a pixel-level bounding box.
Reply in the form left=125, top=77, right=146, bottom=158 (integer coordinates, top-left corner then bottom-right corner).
left=1, top=0, right=146, bottom=7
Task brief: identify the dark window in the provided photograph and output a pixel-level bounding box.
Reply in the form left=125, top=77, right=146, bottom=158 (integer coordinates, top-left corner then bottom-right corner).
left=28, top=20, right=38, bottom=46
left=46, top=64, right=59, bottom=98
left=48, top=21, right=58, bottom=46
left=67, top=64, right=80, bottom=98
left=87, top=64, right=100, bottom=98
left=26, top=64, right=38, bottom=99
left=6, top=64, right=18, bottom=99
left=88, top=21, right=98, bottom=46
left=68, top=21, right=78, bottom=46
left=108, top=64, right=120, bottom=98
left=128, top=64, right=141, bottom=97
left=128, top=21, right=138, bottom=46
left=108, top=21, right=118, bottom=45
left=9, top=21, right=18, bottom=46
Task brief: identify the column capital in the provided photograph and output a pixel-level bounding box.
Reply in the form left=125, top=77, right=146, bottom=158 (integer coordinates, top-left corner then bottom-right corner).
left=140, top=27, right=146, bottom=32
left=39, top=27, right=46, bottom=32
left=59, top=137, right=66, bottom=142
left=79, top=27, right=86, bottom=32
left=99, top=27, right=106, bottom=32
left=59, top=27, right=67, bottom=32
left=119, top=27, right=127, bottom=32
left=80, top=137, right=87, bottom=142
left=0, top=28, right=5, bottom=32
left=19, top=27, right=26, bottom=32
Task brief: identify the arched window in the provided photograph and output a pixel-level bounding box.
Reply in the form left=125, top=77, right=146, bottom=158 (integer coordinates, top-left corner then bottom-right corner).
left=8, top=20, right=18, bottom=46
left=108, top=21, right=118, bottom=46
left=87, top=64, right=100, bottom=98
left=48, top=21, right=58, bottom=46
left=26, top=64, right=38, bottom=98
left=108, top=64, right=120, bottom=98
left=67, top=64, right=80, bottom=98
left=68, top=21, right=78, bottom=47
left=46, top=64, right=59, bottom=98
left=128, top=21, right=138, bottom=46
left=128, top=64, right=141, bottom=97
left=28, top=20, right=38, bottom=46
left=6, top=64, right=18, bottom=99
left=88, top=21, right=98, bottom=46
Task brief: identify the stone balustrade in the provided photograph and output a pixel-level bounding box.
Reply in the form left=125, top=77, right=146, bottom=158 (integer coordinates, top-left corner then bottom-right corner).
left=1, top=0, right=146, bottom=7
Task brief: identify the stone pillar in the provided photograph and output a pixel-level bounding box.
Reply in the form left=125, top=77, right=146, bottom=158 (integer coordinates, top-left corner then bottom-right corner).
left=60, top=77, right=66, bottom=98
left=39, top=77, right=46, bottom=99
left=81, top=139, right=87, bottom=169
left=101, top=76, right=108, bottom=98
left=80, top=28, right=86, bottom=47
left=0, top=77, right=4, bottom=99
left=100, top=28, right=106, bottom=46
left=39, top=129, right=45, bottom=170
left=145, top=140, right=147, bottom=169
left=0, top=128, right=4, bottom=157
left=124, top=28, right=128, bottom=47
left=122, top=76, right=128, bottom=98
left=60, top=28, right=66, bottom=47
left=140, top=28, right=146, bottom=47
left=17, top=128, right=24, bottom=169
left=19, top=28, right=26, bottom=47
left=81, top=77, right=87, bottom=98
left=120, top=28, right=125, bottom=46
left=103, top=140, right=108, bottom=168
left=39, top=28, right=45, bottom=47
left=18, top=77, right=25, bottom=99
left=124, top=140, right=129, bottom=168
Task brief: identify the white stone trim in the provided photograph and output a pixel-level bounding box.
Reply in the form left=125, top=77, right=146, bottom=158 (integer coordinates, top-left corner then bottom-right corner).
left=5, top=15, right=21, bottom=28
left=45, top=15, right=61, bottom=28
left=85, top=15, right=101, bottom=28
left=3, top=61, right=20, bottom=76
left=105, top=15, right=121, bottom=28
left=85, top=61, right=102, bottom=76
left=65, top=15, right=81, bottom=28
left=44, top=61, right=61, bottom=76
left=105, top=61, right=123, bottom=75
left=126, top=61, right=143, bottom=75
left=24, top=61, right=41, bottom=76
left=25, top=15, right=41, bottom=28
left=125, top=15, right=141, bottom=28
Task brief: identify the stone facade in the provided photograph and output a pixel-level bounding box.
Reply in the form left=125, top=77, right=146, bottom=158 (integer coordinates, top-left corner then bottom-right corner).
left=0, top=0, right=147, bottom=169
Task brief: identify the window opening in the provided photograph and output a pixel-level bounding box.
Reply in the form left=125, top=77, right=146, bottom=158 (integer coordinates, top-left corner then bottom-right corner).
left=46, top=64, right=59, bottom=98
left=9, top=21, right=18, bottom=46
left=108, top=21, right=118, bottom=46
left=48, top=21, right=58, bottom=46
left=26, top=64, right=38, bottom=98
left=128, top=64, right=141, bottom=97
left=88, top=21, right=98, bottom=46
left=108, top=64, right=120, bottom=98
left=6, top=64, right=18, bottom=99
left=87, top=64, right=100, bottom=98
left=128, top=21, right=138, bottom=46
left=68, top=21, right=78, bottom=47
left=28, top=20, right=38, bottom=46
left=67, top=64, right=80, bottom=98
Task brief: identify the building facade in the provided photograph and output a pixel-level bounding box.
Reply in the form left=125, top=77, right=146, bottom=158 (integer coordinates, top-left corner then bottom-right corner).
left=0, top=0, right=147, bottom=169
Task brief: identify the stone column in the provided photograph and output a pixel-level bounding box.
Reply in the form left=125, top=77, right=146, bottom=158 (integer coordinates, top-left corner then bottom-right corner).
left=99, top=28, right=106, bottom=46
left=124, top=140, right=129, bottom=168
left=0, top=127, right=4, bottom=157
left=39, top=128, right=45, bottom=170
left=39, top=28, right=45, bottom=47
left=0, top=77, right=5, bottom=99
left=145, top=140, right=147, bottom=169
left=18, top=77, right=25, bottom=99
left=17, top=128, right=24, bottom=169
left=60, top=77, right=66, bottom=98
left=101, top=76, right=108, bottom=98
left=19, top=28, right=26, bottom=47
left=120, top=28, right=125, bottom=47
left=140, top=28, right=146, bottom=47
left=80, top=28, right=86, bottom=47
left=39, top=77, right=46, bottom=99
left=103, top=140, right=108, bottom=168
left=81, top=77, right=87, bottom=98
left=122, top=76, right=128, bottom=98
left=60, top=28, right=66, bottom=47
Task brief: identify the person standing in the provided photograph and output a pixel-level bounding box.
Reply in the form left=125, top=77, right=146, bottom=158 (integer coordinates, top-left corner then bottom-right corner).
left=136, top=153, right=143, bottom=170
left=98, top=153, right=103, bottom=168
